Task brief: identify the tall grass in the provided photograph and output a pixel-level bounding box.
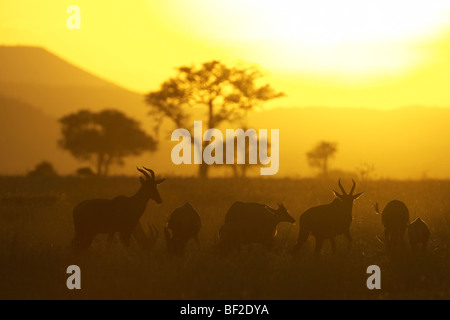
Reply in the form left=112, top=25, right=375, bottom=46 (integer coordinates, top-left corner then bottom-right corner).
left=0, top=177, right=449, bottom=299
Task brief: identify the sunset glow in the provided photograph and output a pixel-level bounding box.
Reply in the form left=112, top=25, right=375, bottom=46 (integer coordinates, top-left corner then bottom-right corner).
left=156, top=0, right=450, bottom=76
left=0, top=1, right=449, bottom=94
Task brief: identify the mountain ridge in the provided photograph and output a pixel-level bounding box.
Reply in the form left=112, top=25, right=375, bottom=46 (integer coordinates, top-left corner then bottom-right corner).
left=0, top=46, right=148, bottom=118
left=1, top=45, right=450, bottom=179
left=0, top=46, right=119, bottom=87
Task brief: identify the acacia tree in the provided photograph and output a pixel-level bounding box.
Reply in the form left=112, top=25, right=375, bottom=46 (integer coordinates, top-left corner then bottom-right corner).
left=145, top=60, right=284, bottom=178
left=28, top=161, right=58, bottom=178
left=59, top=109, right=157, bottom=176
left=307, top=141, right=338, bottom=177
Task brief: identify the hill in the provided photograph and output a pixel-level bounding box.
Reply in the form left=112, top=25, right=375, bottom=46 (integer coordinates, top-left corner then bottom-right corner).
left=0, top=95, right=78, bottom=174
left=0, top=46, right=450, bottom=179
left=0, top=46, right=147, bottom=119
left=249, top=106, right=450, bottom=179
left=0, top=46, right=116, bottom=88
left=0, top=46, right=159, bottom=176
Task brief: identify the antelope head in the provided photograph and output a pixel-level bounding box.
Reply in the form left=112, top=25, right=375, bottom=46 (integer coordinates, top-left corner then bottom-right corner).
left=137, top=167, right=166, bottom=204
left=266, top=203, right=296, bottom=224
left=333, top=179, right=364, bottom=208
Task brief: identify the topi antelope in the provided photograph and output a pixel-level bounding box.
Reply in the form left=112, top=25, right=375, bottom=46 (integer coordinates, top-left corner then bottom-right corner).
left=218, top=202, right=295, bottom=253
left=296, top=179, right=364, bottom=255
left=408, top=218, right=431, bottom=252
left=71, top=167, right=165, bottom=254
left=164, top=203, right=201, bottom=254
left=375, top=200, right=410, bottom=252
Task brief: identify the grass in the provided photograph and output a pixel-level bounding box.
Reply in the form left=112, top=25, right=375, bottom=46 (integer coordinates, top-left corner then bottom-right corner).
left=0, top=176, right=449, bottom=300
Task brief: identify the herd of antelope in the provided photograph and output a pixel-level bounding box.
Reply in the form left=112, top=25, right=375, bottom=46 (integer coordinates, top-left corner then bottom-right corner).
left=72, top=167, right=431, bottom=255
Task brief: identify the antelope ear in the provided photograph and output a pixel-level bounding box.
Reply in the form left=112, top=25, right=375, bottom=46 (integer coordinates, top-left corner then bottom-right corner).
left=265, top=205, right=277, bottom=214
left=140, top=176, right=145, bottom=185
left=156, top=178, right=166, bottom=185
left=353, top=192, right=364, bottom=200
left=333, top=191, right=343, bottom=198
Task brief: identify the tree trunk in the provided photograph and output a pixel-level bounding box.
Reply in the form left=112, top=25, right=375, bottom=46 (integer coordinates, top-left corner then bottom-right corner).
left=197, top=100, right=215, bottom=179
left=103, top=155, right=113, bottom=177
left=103, top=161, right=110, bottom=177
left=96, top=153, right=104, bottom=176
left=230, top=165, right=238, bottom=178
left=323, top=157, right=329, bottom=177
left=199, top=162, right=209, bottom=179
left=241, top=165, right=248, bottom=178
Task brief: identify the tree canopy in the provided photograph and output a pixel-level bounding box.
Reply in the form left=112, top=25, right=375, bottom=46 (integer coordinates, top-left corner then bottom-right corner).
left=59, top=109, right=157, bottom=176
left=307, top=141, right=338, bottom=177
left=145, top=60, right=284, bottom=177
left=28, top=161, right=58, bottom=178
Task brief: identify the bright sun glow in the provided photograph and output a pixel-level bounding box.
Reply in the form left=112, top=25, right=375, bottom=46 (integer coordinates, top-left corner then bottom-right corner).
left=161, top=0, right=450, bottom=77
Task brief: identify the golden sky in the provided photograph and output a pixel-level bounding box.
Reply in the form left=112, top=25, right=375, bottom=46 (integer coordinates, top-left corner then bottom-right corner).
left=1, top=0, right=450, bottom=108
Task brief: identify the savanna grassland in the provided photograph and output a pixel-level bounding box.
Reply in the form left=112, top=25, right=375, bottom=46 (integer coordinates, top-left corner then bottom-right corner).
left=0, top=176, right=449, bottom=300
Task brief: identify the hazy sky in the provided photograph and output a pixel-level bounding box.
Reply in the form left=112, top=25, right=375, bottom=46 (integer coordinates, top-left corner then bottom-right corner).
left=1, top=0, right=450, bottom=108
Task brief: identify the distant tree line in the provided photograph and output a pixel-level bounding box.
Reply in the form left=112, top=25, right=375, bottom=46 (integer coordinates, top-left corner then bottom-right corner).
left=145, top=60, right=284, bottom=178
left=58, top=109, right=156, bottom=176
left=57, top=61, right=283, bottom=178
left=54, top=60, right=370, bottom=179
left=306, top=141, right=338, bottom=177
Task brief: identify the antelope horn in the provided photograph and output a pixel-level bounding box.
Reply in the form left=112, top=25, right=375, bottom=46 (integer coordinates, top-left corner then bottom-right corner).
left=143, top=167, right=155, bottom=180
left=376, top=235, right=384, bottom=245
left=137, top=167, right=151, bottom=180
left=338, top=179, right=347, bottom=195
left=350, top=179, right=356, bottom=195
left=374, top=203, right=380, bottom=215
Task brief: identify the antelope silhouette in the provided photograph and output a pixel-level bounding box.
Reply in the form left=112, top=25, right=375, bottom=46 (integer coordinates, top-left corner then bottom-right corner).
left=296, top=179, right=364, bottom=255
left=76, top=167, right=95, bottom=177
left=164, top=203, right=201, bottom=254
left=375, top=200, right=410, bottom=252
left=218, top=202, right=295, bottom=253
left=408, top=218, right=431, bottom=252
left=71, top=167, right=165, bottom=254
